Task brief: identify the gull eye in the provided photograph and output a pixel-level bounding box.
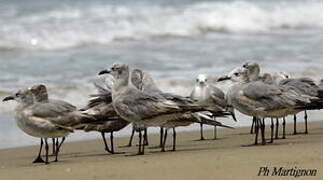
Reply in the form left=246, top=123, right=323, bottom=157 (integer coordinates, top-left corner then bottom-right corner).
left=111, top=67, right=116, bottom=71
left=15, top=93, right=20, bottom=97
left=234, top=72, right=239, bottom=76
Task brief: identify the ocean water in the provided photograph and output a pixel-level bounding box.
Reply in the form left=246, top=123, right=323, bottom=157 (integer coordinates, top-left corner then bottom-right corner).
left=0, top=0, right=323, bottom=149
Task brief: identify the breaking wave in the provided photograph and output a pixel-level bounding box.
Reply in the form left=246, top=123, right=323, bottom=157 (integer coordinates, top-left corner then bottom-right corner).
left=0, top=0, right=323, bottom=50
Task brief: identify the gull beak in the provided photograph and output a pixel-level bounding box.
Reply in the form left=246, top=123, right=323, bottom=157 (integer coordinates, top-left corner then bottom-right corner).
left=3, top=96, right=14, bottom=102
left=217, top=76, right=231, bottom=82
left=98, top=69, right=110, bottom=75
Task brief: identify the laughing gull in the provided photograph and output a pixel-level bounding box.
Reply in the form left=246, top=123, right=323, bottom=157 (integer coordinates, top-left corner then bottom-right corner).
left=130, top=69, right=167, bottom=149
left=130, top=69, right=232, bottom=151
left=279, top=77, right=319, bottom=135
left=80, top=81, right=130, bottom=154
left=30, top=84, right=76, bottom=156
left=3, top=88, right=94, bottom=164
left=190, top=74, right=236, bottom=140
left=218, top=66, right=317, bottom=145
left=98, top=63, right=227, bottom=154
left=241, top=62, right=286, bottom=139
left=242, top=62, right=321, bottom=136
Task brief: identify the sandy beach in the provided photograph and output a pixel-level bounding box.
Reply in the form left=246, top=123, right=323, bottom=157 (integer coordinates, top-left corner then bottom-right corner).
left=0, top=121, right=322, bottom=180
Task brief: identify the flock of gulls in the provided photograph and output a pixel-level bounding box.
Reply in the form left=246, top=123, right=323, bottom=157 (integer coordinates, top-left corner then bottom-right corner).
left=3, top=61, right=323, bottom=164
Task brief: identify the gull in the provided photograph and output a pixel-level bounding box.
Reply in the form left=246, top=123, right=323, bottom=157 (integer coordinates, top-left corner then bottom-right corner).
left=98, top=63, right=227, bottom=154
left=279, top=76, right=319, bottom=135
left=3, top=88, right=94, bottom=164
left=190, top=74, right=236, bottom=140
left=241, top=62, right=287, bottom=139
left=218, top=66, right=317, bottom=145
left=30, top=84, right=76, bottom=156
left=129, top=68, right=232, bottom=152
left=130, top=69, right=167, bottom=149
left=242, top=62, right=320, bottom=136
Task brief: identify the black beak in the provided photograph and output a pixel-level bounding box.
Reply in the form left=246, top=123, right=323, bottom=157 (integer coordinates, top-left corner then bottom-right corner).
left=3, top=96, right=14, bottom=102
left=217, top=76, right=231, bottom=82
left=98, top=69, right=110, bottom=75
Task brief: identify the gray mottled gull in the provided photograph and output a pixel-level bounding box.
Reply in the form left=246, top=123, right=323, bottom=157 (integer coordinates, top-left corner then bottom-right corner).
left=241, top=62, right=286, bottom=139
left=242, top=62, right=322, bottom=137
left=3, top=88, right=94, bottom=164
left=278, top=76, right=320, bottom=135
left=218, top=66, right=318, bottom=145
left=128, top=68, right=232, bottom=152
left=30, top=84, right=76, bottom=158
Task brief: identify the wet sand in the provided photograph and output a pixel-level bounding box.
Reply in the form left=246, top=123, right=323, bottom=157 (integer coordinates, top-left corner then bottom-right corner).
left=0, top=121, right=323, bottom=180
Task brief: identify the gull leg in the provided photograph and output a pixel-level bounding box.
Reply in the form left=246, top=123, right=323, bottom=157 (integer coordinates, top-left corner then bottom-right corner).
left=55, top=138, right=59, bottom=157
left=101, top=132, right=111, bottom=153
left=250, top=117, right=255, bottom=134
left=143, top=128, right=149, bottom=146
left=254, top=118, right=259, bottom=145
left=44, top=138, right=49, bottom=164
left=304, top=111, right=308, bottom=134
left=270, top=118, right=274, bottom=143
left=54, top=137, right=65, bottom=162
left=109, top=132, right=124, bottom=154
left=142, top=130, right=145, bottom=154
left=275, top=118, right=279, bottom=139
left=110, top=132, right=115, bottom=154
left=123, top=126, right=135, bottom=147
left=261, top=118, right=266, bottom=145
left=282, top=117, right=286, bottom=139
left=172, top=128, right=176, bottom=151
left=33, top=138, right=45, bottom=163
left=213, top=117, right=217, bottom=140
left=159, top=128, right=164, bottom=148
left=200, top=123, right=205, bottom=140
left=51, top=138, right=56, bottom=155
left=161, top=129, right=168, bottom=152
left=213, top=126, right=217, bottom=140
left=137, top=130, right=144, bottom=155
left=293, top=114, right=297, bottom=135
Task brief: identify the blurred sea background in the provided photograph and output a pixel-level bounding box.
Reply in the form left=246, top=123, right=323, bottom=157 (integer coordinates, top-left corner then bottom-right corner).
left=1, top=0, right=323, bottom=149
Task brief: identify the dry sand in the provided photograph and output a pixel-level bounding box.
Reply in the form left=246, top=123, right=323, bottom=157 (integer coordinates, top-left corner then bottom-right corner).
left=0, top=121, right=323, bottom=180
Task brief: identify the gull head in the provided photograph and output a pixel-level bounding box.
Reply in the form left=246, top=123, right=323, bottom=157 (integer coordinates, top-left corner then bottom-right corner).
left=99, top=63, right=130, bottom=90
left=30, top=84, right=49, bottom=102
left=261, top=73, right=274, bottom=84
left=99, top=63, right=129, bottom=80
left=272, top=72, right=291, bottom=85
left=242, top=61, right=260, bottom=81
left=218, top=67, right=249, bottom=83
left=3, top=88, right=34, bottom=104
left=274, top=72, right=291, bottom=79
left=131, top=69, right=144, bottom=90
left=195, top=74, right=208, bottom=86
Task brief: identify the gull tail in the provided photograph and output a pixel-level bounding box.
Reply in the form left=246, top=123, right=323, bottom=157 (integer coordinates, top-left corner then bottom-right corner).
left=194, top=112, right=234, bottom=129
left=201, top=119, right=234, bottom=129
left=55, top=124, right=74, bottom=133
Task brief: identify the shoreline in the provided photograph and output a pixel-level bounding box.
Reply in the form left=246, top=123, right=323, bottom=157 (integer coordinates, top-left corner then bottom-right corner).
left=2, top=110, right=323, bottom=150
left=0, top=121, right=323, bottom=179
